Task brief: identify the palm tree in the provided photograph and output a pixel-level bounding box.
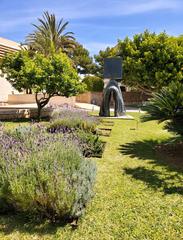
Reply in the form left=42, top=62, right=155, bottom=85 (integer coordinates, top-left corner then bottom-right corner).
left=26, top=11, right=75, bottom=55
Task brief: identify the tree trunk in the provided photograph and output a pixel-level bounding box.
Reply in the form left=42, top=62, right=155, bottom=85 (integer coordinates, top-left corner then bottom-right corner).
left=37, top=102, right=42, bottom=121
left=35, top=93, right=52, bottom=121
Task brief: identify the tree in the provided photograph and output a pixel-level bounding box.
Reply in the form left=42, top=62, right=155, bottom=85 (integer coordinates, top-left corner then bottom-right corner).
left=141, top=81, right=183, bottom=136
left=82, top=75, right=104, bottom=92
left=26, top=12, right=95, bottom=75
left=70, top=42, right=95, bottom=74
left=95, top=31, right=183, bottom=94
left=26, top=11, right=75, bottom=55
left=1, top=50, right=84, bottom=120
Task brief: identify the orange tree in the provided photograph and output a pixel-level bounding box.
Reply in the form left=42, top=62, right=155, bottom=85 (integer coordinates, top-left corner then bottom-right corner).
left=1, top=50, right=84, bottom=119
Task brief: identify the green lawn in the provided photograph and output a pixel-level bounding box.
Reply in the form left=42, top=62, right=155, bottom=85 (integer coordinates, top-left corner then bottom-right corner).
left=0, top=113, right=183, bottom=239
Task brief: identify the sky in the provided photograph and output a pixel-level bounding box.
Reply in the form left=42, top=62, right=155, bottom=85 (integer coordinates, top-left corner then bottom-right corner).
left=0, top=0, right=182, bottom=56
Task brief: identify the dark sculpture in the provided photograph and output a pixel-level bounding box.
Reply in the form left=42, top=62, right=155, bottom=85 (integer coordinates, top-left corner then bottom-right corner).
left=99, top=58, right=125, bottom=117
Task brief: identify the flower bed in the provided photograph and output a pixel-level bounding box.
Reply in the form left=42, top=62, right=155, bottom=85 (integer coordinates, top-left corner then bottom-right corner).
left=0, top=108, right=104, bottom=222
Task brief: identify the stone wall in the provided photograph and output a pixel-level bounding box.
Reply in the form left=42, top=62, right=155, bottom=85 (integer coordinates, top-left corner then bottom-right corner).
left=76, top=91, right=149, bottom=106
left=76, top=92, right=102, bottom=106
left=123, top=91, right=149, bottom=105
left=0, top=107, right=53, bottom=120
left=8, top=94, right=76, bottom=106
left=6, top=91, right=149, bottom=108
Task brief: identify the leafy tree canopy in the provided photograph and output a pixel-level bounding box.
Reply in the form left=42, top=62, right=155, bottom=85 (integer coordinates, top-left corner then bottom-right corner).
left=94, top=31, right=183, bottom=94
left=82, top=75, right=104, bottom=92
left=70, top=42, right=95, bottom=74
left=1, top=50, right=84, bottom=119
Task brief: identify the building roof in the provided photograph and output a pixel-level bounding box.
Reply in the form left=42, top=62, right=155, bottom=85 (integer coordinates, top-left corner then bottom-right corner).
left=0, top=37, right=20, bottom=50
left=0, top=37, right=21, bottom=58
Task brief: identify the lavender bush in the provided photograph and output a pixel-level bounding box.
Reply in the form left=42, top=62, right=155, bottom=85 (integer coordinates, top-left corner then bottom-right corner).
left=49, top=107, right=99, bottom=133
left=50, top=106, right=96, bottom=122
left=47, top=107, right=104, bottom=157
left=0, top=123, right=96, bottom=221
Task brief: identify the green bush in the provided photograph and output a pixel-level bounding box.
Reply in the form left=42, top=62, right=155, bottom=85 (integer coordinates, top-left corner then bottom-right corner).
left=0, top=139, right=96, bottom=221
left=47, top=118, right=97, bottom=134
left=76, top=130, right=105, bottom=158
left=141, top=81, right=183, bottom=136
left=46, top=121, right=105, bottom=158
left=165, top=119, right=183, bottom=136
left=82, top=75, right=104, bottom=92
left=0, top=198, right=11, bottom=213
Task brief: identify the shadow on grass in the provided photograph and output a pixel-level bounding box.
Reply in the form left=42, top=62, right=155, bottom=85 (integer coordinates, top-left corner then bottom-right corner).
left=123, top=166, right=183, bottom=195
left=0, top=213, right=70, bottom=237
left=119, top=139, right=183, bottom=170
left=119, top=139, right=183, bottom=195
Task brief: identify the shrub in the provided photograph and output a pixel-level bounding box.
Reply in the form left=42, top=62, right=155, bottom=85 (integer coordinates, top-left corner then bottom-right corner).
left=0, top=126, right=96, bottom=221
left=47, top=108, right=104, bottom=157
left=82, top=75, right=104, bottom=92
left=49, top=108, right=99, bottom=133
left=51, top=107, right=98, bottom=123
left=47, top=124, right=105, bottom=158
left=141, top=81, right=183, bottom=136
left=47, top=118, right=97, bottom=134
left=75, top=130, right=105, bottom=158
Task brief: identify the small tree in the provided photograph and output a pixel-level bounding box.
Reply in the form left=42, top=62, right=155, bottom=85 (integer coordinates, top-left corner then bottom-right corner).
left=1, top=50, right=84, bottom=119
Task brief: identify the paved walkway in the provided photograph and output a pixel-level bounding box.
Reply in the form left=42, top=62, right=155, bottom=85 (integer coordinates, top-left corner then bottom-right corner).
left=0, top=102, right=144, bottom=113
left=75, top=103, right=143, bottom=113
left=0, top=103, right=37, bottom=109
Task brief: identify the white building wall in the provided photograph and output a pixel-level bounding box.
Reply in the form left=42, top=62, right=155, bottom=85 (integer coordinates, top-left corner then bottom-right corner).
left=0, top=72, right=19, bottom=102
left=0, top=37, right=21, bottom=103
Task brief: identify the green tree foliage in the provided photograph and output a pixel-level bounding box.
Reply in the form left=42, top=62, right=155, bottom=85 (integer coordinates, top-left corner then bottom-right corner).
left=70, top=42, right=95, bottom=74
left=26, top=11, right=75, bottom=55
left=95, top=31, right=183, bottom=93
left=141, top=81, right=183, bottom=136
left=26, top=12, right=95, bottom=75
left=82, top=75, right=104, bottom=92
left=1, top=50, right=83, bottom=119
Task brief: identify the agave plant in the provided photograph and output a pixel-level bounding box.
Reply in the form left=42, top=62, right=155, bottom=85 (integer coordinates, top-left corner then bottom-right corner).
left=141, top=81, right=183, bottom=136
left=26, top=11, right=75, bottom=55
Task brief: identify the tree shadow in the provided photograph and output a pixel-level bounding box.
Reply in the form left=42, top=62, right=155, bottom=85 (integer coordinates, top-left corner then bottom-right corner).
left=119, top=138, right=183, bottom=171
left=119, top=139, right=183, bottom=195
left=0, top=213, right=72, bottom=237
left=123, top=166, right=183, bottom=195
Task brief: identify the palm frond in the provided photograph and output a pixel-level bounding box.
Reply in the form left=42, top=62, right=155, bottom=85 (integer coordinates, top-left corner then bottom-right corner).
left=26, top=11, right=75, bottom=55
left=141, top=81, right=183, bottom=135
